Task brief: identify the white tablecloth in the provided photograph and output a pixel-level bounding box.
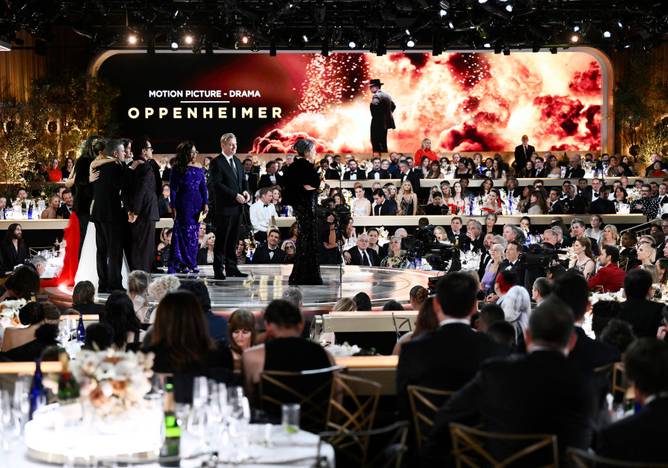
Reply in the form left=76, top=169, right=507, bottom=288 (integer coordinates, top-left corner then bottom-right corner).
left=7, top=424, right=334, bottom=467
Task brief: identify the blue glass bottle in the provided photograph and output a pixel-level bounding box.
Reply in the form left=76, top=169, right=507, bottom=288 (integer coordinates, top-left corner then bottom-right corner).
left=76, top=314, right=86, bottom=343
left=29, top=359, right=46, bottom=419
left=27, top=202, right=33, bottom=220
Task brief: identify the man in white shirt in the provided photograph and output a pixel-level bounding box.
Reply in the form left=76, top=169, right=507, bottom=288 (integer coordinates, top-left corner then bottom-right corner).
left=249, top=187, right=278, bottom=243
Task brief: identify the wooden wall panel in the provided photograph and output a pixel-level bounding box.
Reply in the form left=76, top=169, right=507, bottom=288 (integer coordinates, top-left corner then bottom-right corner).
left=0, top=32, right=47, bottom=102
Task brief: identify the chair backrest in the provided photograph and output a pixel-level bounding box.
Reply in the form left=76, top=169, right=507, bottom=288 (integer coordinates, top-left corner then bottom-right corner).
left=567, top=447, right=668, bottom=467
left=407, top=384, right=455, bottom=449
left=259, top=366, right=341, bottom=434
left=449, top=423, right=559, bottom=468
left=317, top=421, right=409, bottom=468
left=612, top=362, right=630, bottom=399
left=325, top=373, right=381, bottom=465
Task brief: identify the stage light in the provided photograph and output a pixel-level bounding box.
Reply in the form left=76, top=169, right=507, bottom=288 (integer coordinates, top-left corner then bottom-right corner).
left=127, top=33, right=138, bottom=45
left=170, top=40, right=178, bottom=50
left=505, top=4, right=513, bottom=12
left=570, top=34, right=579, bottom=43
left=439, top=9, right=447, bottom=17
left=302, top=35, right=309, bottom=43
left=573, top=25, right=580, bottom=32
left=483, top=42, right=491, bottom=48
left=603, top=30, right=611, bottom=38
left=348, top=40, right=356, bottom=49
left=406, top=38, right=415, bottom=48
left=184, top=34, right=194, bottom=45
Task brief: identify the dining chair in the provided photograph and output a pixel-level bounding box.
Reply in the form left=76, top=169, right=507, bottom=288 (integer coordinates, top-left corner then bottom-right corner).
left=449, top=422, right=559, bottom=468
left=407, top=384, right=455, bottom=449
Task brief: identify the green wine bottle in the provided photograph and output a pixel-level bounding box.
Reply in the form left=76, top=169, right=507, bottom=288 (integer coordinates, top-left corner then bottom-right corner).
left=57, top=352, right=80, bottom=402
left=159, top=381, right=181, bottom=467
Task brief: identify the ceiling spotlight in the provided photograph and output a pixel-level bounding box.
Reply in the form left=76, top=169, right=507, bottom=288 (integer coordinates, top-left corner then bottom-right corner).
left=570, top=34, right=579, bottom=43
left=603, top=30, right=611, bottom=38
left=302, top=35, right=309, bottom=43
left=406, top=38, right=415, bottom=48
left=184, top=34, right=194, bottom=45
left=348, top=41, right=356, bottom=49
left=505, top=4, right=513, bottom=12
left=573, top=25, right=580, bottom=32
left=448, top=21, right=454, bottom=29
left=483, top=42, right=491, bottom=48
left=170, top=40, right=178, bottom=50
left=478, top=0, right=488, bottom=3
left=241, top=35, right=249, bottom=45
left=127, top=33, right=138, bottom=45
left=439, top=9, right=448, bottom=17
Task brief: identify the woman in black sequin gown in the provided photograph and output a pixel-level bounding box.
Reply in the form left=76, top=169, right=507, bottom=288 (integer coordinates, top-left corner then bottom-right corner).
left=281, top=139, right=323, bottom=285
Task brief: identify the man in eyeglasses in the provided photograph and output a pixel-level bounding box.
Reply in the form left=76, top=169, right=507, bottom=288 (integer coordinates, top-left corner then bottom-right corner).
left=632, top=183, right=660, bottom=220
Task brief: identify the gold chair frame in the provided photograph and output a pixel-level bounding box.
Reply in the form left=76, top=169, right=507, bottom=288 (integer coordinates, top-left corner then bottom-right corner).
left=407, top=384, right=455, bottom=449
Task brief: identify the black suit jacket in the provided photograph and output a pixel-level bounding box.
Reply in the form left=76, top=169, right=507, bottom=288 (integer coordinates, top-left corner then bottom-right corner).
left=208, top=154, right=247, bottom=217
left=0, top=240, right=28, bottom=272
left=324, top=168, right=340, bottom=180
left=126, top=159, right=160, bottom=221
left=56, top=205, right=72, bottom=219
left=619, top=298, right=664, bottom=339
left=257, top=173, right=283, bottom=189
left=346, top=247, right=379, bottom=266
left=373, top=200, right=397, bottom=216
left=396, top=323, right=507, bottom=418
left=343, top=169, right=366, bottom=180
left=252, top=244, right=287, bottom=264
left=244, top=172, right=259, bottom=197
left=91, top=160, right=124, bottom=223
left=498, top=259, right=526, bottom=287
left=366, top=169, right=390, bottom=180
left=426, top=351, right=595, bottom=463
left=514, top=144, right=535, bottom=168
left=597, top=397, right=668, bottom=463
left=589, top=198, right=616, bottom=214
left=400, top=169, right=421, bottom=193
left=568, top=327, right=620, bottom=374
left=565, top=165, right=586, bottom=179
left=72, top=157, right=93, bottom=216
left=425, top=204, right=449, bottom=215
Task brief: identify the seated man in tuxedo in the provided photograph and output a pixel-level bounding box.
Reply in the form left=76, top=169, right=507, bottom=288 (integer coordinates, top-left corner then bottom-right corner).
left=398, top=160, right=421, bottom=194
left=396, top=272, right=507, bottom=418
left=597, top=338, right=668, bottom=463
left=447, top=216, right=467, bottom=247
left=252, top=228, right=287, bottom=264
left=342, top=159, right=366, bottom=180
left=564, top=153, right=585, bottom=179
left=345, top=233, right=379, bottom=266
left=425, top=297, right=595, bottom=464
left=257, top=161, right=282, bottom=189
left=618, top=269, right=664, bottom=338
left=249, top=187, right=278, bottom=243
left=371, top=189, right=397, bottom=216
left=425, top=192, right=449, bottom=215
left=589, top=185, right=616, bottom=214
left=366, top=157, right=389, bottom=180
left=56, top=189, right=74, bottom=219
left=498, top=241, right=526, bottom=287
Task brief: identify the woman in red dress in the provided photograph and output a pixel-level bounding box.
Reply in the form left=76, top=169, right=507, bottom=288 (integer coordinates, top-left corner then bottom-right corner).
left=414, top=138, right=438, bottom=166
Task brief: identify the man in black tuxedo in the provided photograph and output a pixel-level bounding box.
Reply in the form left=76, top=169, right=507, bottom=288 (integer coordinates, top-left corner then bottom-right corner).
left=369, top=78, right=396, bottom=153
left=125, top=138, right=160, bottom=273
left=342, top=159, right=366, bottom=180
left=425, top=297, right=595, bottom=464
left=252, top=229, right=287, bottom=264
left=56, top=189, right=74, bottom=219
left=345, top=233, right=379, bottom=266
left=597, top=338, right=668, bottom=464
left=498, top=241, right=526, bottom=287
left=581, top=177, right=602, bottom=205
left=619, top=269, right=664, bottom=338
left=533, top=156, right=548, bottom=178
left=424, top=192, right=449, bottom=215
left=396, top=272, right=507, bottom=418
left=513, top=135, right=535, bottom=170
left=257, top=160, right=282, bottom=189
left=448, top=216, right=469, bottom=249
left=398, top=160, right=421, bottom=194
left=589, top=186, right=616, bottom=214
left=91, top=139, right=125, bottom=292
left=564, top=154, right=585, bottom=179
left=366, top=157, right=390, bottom=180
left=208, top=133, right=250, bottom=279
left=656, top=217, right=668, bottom=260
left=242, top=158, right=259, bottom=198
left=371, top=189, right=397, bottom=216
left=656, top=182, right=668, bottom=207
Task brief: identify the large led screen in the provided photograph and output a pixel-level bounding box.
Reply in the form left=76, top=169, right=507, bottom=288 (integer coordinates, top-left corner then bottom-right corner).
left=97, top=51, right=603, bottom=154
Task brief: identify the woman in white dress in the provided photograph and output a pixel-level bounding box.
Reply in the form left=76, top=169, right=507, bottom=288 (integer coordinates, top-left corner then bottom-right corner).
left=350, top=183, right=371, bottom=217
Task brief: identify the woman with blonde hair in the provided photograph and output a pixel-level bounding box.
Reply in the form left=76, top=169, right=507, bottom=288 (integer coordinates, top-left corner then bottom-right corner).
left=398, top=181, right=418, bottom=215
left=599, top=224, right=619, bottom=249
left=333, top=297, right=356, bottom=311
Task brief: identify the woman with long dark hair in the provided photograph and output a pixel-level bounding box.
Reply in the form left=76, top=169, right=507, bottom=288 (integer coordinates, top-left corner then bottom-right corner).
left=0, top=223, right=28, bottom=271
left=168, top=141, right=208, bottom=274
left=281, top=139, right=323, bottom=285
left=100, top=291, right=143, bottom=351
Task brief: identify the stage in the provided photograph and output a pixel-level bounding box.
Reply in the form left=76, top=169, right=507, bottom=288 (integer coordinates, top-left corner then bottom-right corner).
left=45, top=265, right=439, bottom=311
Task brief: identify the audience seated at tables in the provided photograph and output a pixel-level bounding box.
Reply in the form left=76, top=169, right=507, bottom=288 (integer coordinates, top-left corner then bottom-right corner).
left=1, top=301, right=60, bottom=353
left=596, top=338, right=668, bottom=463
left=345, top=233, right=379, bottom=266
left=396, top=272, right=507, bottom=418
left=242, top=299, right=334, bottom=401
left=618, top=269, right=664, bottom=338
left=425, top=296, right=595, bottom=464
left=392, top=298, right=438, bottom=355
left=83, top=322, right=114, bottom=351
left=382, top=300, right=405, bottom=311
left=531, top=277, right=551, bottom=304
left=227, top=309, right=257, bottom=369
left=179, top=279, right=228, bottom=344
left=352, top=292, right=372, bottom=311
left=252, top=228, right=287, bottom=264
left=408, top=285, right=428, bottom=311
left=144, top=291, right=234, bottom=403
left=588, top=246, right=626, bottom=292
left=0, top=223, right=29, bottom=273
left=101, top=291, right=144, bottom=352
left=127, top=271, right=152, bottom=325
left=0, top=265, right=40, bottom=301
left=71, top=280, right=105, bottom=316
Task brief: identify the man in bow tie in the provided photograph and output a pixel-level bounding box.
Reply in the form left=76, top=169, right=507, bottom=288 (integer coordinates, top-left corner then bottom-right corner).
left=250, top=187, right=278, bottom=243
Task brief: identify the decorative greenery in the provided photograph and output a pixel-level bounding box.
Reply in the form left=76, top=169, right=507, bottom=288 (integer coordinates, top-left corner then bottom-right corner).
left=0, top=74, right=119, bottom=184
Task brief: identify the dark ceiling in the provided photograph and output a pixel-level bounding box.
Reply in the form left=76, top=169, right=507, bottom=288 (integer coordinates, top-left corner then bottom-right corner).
left=1, top=0, right=667, bottom=54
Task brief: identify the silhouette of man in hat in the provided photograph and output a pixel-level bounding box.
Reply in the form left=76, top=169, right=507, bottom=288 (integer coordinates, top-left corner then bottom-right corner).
left=369, top=79, right=396, bottom=154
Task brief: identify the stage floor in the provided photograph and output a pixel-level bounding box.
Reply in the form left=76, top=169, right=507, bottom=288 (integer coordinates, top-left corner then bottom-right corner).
left=46, top=265, right=439, bottom=309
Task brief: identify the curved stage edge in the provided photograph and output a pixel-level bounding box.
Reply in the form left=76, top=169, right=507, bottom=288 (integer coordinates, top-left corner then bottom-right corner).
left=44, top=265, right=440, bottom=310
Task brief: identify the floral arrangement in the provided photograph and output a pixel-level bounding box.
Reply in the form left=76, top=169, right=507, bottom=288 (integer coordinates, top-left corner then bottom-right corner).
left=591, top=291, right=625, bottom=304
left=625, top=188, right=641, bottom=204
left=71, top=350, right=154, bottom=417
left=499, top=189, right=520, bottom=215
left=0, top=298, right=27, bottom=317
left=460, top=250, right=482, bottom=272
left=376, top=226, right=390, bottom=246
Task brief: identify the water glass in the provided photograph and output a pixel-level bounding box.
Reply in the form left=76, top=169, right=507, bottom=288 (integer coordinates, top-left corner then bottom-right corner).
left=192, top=376, right=208, bottom=410
left=281, top=403, right=300, bottom=434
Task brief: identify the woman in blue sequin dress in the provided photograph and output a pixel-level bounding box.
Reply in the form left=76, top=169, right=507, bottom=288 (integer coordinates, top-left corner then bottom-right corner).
left=168, top=142, right=208, bottom=274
